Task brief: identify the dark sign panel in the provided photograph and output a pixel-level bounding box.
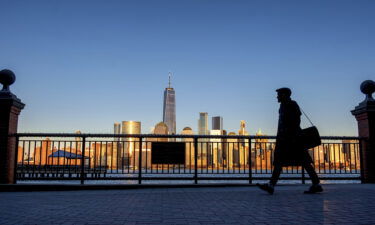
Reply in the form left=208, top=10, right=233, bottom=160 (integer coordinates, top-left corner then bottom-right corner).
left=151, top=142, right=185, bottom=164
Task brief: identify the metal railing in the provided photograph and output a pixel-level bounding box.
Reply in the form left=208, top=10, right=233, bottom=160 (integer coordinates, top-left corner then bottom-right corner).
left=12, top=133, right=362, bottom=184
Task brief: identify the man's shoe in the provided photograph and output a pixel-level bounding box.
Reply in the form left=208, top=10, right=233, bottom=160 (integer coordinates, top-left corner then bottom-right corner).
left=256, top=183, right=274, bottom=195
left=304, top=184, right=323, bottom=194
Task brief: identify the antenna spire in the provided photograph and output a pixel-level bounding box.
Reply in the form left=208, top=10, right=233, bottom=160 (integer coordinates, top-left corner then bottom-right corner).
left=168, top=72, right=172, bottom=88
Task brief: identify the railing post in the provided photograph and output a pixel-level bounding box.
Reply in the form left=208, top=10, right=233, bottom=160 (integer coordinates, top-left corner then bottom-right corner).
left=194, top=137, right=198, bottom=184
left=138, top=137, right=143, bottom=184
left=358, top=139, right=365, bottom=182
left=80, top=136, right=86, bottom=185
left=248, top=137, right=252, bottom=184
left=351, top=80, right=375, bottom=183
left=0, top=69, right=25, bottom=184
left=13, top=135, right=19, bottom=184
left=301, top=167, right=306, bottom=184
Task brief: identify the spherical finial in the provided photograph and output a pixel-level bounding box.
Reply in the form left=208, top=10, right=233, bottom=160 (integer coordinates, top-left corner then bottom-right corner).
left=0, top=69, right=16, bottom=92
left=360, top=80, right=375, bottom=101
left=360, top=80, right=375, bottom=95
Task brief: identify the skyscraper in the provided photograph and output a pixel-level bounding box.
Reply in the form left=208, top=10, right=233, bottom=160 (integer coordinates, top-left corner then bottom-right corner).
left=238, top=120, right=249, bottom=167
left=122, top=121, right=141, bottom=167
left=210, top=116, right=223, bottom=166
left=198, top=112, right=209, bottom=135
left=212, top=116, right=223, bottom=131
left=113, top=122, right=122, bottom=169
left=122, top=121, right=141, bottom=135
left=75, top=130, right=82, bottom=153
left=238, top=120, right=249, bottom=136
left=122, top=121, right=141, bottom=151
left=198, top=112, right=209, bottom=166
left=114, top=122, right=121, bottom=141
left=181, top=127, right=194, bottom=167
left=163, top=72, right=176, bottom=134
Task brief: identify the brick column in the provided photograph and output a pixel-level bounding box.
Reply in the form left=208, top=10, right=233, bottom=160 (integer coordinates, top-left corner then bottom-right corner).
left=351, top=80, right=375, bottom=183
left=0, top=69, right=25, bottom=184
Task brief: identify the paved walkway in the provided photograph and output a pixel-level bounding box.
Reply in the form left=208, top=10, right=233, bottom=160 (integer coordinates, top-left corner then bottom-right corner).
left=0, top=184, right=374, bottom=225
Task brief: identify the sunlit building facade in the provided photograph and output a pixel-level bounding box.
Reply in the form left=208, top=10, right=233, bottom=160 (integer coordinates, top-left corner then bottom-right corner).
left=114, top=123, right=121, bottom=141
left=198, top=112, right=209, bottom=135
left=181, top=127, right=194, bottom=168
left=122, top=121, right=141, bottom=168
left=254, top=129, right=271, bottom=171
left=238, top=121, right=249, bottom=167
left=210, top=116, right=223, bottom=167
left=75, top=130, right=82, bottom=152
left=152, top=122, right=169, bottom=142
left=210, top=129, right=223, bottom=167
left=226, top=132, right=238, bottom=168
left=33, top=138, right=53, bottom=166
left=198, top=112, right=209, bottom=166
left=238, top=120, right=249, bottom=136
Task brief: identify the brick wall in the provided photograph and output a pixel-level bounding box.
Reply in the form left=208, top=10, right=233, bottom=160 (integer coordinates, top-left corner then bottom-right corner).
left=355, top=111, right=375, bottom=183
left=0, top=101, right=22, bottom=184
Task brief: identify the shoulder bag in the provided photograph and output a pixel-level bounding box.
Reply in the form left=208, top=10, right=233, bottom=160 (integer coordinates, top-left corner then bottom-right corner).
left=300, top=108, right=321, bottom=149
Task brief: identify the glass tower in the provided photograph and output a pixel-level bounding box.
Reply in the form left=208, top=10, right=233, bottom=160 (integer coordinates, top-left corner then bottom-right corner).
left=163, top=73, right=176, bottom=134
left=198, top=112, right=209, bottom=135
left=212, top=116, right=223, bottom=131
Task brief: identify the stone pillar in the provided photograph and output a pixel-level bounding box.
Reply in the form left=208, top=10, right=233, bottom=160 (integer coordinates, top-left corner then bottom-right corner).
left=351, top=80, right=375, bottom=183
left=0, top=69, right=25, bottom=184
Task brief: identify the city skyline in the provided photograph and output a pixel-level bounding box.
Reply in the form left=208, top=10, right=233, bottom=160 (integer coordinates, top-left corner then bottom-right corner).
left=111, top=77, right=254, bottom=136
left=112, top=74, right=248, bottom=136
left=1, top=2, right=375, bottom=224
left=1, top=1, right=374, bottom=136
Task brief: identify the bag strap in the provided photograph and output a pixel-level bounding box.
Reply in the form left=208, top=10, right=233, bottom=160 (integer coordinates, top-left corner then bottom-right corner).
left=300, top=107, right=314, bottom=127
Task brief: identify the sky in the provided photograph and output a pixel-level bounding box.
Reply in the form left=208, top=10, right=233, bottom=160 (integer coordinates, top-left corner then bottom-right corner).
left=1, top=0, right=374, bottom=136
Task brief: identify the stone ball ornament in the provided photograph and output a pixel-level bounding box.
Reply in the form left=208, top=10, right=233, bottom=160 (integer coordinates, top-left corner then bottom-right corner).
left=360, top=80, right=375, bottom=101
left=0, top=69, right=16, bottom=92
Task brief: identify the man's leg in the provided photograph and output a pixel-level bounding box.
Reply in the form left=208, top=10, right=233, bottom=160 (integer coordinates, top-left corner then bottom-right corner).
left=302, top=162, right=320, bottom=185
left=302, top=161, right=323, bottom=193
left=270, top=164, right=282, bottom=186
left=257, top=164, right=282, bottom=195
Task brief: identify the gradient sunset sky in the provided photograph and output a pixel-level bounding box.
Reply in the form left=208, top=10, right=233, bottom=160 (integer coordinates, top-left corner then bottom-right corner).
left=1, top=0, right=374, bottom=136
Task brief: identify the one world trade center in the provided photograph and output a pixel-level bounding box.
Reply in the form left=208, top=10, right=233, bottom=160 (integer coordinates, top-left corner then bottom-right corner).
left=163, top=72, right=176, bottom=134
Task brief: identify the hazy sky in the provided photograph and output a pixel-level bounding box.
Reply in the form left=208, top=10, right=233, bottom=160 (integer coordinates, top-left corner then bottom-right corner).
left=1, top=0, right=374, bottom=136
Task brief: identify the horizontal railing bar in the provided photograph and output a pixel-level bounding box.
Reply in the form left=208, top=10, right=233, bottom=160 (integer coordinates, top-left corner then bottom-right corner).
left=16, top=176, right=360, bottom=181
left=9, top=133, right=362, bottom=140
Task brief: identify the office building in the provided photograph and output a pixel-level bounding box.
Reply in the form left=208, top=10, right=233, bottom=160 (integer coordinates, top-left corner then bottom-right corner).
left=114, top=122, right=121, bottom=141
left=75, top=130, right=82, bottom=153
left=122, top=121, right=141, bottom=135
left=210, top=129, right=223, bottom=166
left=212, top=116, right=223, bottom=131
left=113, top=122, right=122, bottom=168
left=198, top=112, right=209, bottom=167
left=163, top=72, right=176, bottom=134
left=152, top=122, right=169, bottom=142
left=122, top=121, right=141, bottom=168
left=198, top=112, right=209, bottom=135
left=238, top=120, right=249, bottom=136
left=238, top=120, right=249, bottom=167
left=181, top=127, right=194, bottom=167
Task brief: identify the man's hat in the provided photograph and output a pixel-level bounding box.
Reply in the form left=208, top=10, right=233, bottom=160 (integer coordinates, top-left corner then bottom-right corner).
left=276, top=87, right=292, bottom=97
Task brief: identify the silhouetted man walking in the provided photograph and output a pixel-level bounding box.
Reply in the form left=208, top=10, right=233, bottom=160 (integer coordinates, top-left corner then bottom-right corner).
left=257, top=88, right=322, bottom=194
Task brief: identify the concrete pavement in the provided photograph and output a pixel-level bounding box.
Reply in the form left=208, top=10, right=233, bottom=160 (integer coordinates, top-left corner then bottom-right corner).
left=0, top=184, right=374, bottom=225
